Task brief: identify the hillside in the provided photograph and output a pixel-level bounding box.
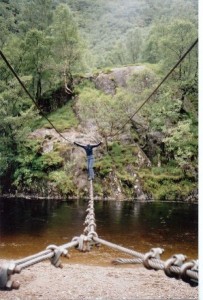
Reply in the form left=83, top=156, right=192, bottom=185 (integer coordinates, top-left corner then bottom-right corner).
left=66, top=0, right=198, bottom=67
left=0, top=65, right=196, bottom=201
left=0, top=0, right=198, bottom=201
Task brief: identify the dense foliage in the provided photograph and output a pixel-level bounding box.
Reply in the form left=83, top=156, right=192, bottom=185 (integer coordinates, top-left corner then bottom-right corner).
left=0, top=0, right=198, bottom=200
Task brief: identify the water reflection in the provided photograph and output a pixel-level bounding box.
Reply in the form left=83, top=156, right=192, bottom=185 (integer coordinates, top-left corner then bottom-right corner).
left=0, top=198, right=198, bottom=264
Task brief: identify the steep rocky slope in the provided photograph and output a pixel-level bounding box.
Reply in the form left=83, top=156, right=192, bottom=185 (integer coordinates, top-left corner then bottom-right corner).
left=6, top=65, right=197, bottom=201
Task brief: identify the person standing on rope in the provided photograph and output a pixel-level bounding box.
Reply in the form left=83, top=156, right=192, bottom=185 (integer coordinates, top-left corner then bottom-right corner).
left=74, top=141, right=102, bottom=180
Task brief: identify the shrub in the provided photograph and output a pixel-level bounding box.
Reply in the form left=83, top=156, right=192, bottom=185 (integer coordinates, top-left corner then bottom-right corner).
left=49, top=170, right=75, bottom=196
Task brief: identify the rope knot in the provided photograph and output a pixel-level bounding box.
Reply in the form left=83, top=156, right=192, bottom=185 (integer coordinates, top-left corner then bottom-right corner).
left=143, top=247, right=164, bottom=270
left=180, top=259, right=198, bottom=286
left=87, top=230, right=98, bottom=239
left=164, top=254, right=186, bottom=279
left=73, top=235, right=92, bottom=252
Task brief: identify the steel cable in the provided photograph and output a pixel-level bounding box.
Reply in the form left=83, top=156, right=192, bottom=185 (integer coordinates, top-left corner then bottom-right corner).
left=14, top=240, right=78, bottom=272
left=93, top=237, right=198, bottom=282
left=14, top=250, right=52, bottom=266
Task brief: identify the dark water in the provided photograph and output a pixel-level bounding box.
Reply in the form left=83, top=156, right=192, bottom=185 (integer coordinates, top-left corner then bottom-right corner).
left=0, top=198, right=198, bottom=266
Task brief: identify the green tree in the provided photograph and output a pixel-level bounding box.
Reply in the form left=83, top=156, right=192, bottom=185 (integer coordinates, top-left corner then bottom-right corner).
left=107, top=41, right=126, bottom=66
left=0, top=0, right=20, bottom=47
left=19, top=0, right=53, bottom=33
left=144, top=86, right=182, bottom=131
left=107, top=28, right=144, bottom=66
left=51, top=4, right=84, bottom=89
left=0, top=81, right=37, bottom=192
left=0, top=36, right=25, bottom=84
left=77, top=87, right=131, bottom=148
left=21, top=29, right=53, bottom=99
left=141, top=0, right=197, bottom=25
left=159, top=20, right=197, bottom=80
left=126, top=28, right=143, bottom=64
left=163, top=119, right=197, bottom=173
left=143, top=19, right=197, bottom=80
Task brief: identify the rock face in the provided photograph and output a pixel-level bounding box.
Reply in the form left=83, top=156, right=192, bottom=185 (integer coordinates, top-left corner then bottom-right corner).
left=26, top=66, right=151, bottom=200
left=29, top=125, right=151, bottom=200
left=93, top=66, right=145, bottom=95
left=94, top=73, right=116, bottom=95
left=144, top=131, right=165, bottom=160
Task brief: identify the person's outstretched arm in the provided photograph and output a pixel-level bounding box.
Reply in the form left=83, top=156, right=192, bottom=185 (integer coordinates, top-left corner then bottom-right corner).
left=91, top=141, right=102, bottom=148
left=74, top=141, right=86, bottom=149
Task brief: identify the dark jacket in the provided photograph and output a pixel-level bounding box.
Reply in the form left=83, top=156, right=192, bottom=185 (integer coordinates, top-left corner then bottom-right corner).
left=74, top=142, right=101, bottom=156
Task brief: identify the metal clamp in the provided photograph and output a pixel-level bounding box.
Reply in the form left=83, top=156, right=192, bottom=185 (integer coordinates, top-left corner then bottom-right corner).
left=0, top=262, right=20, bottom=290
left=46, top=245, right=69, bottom=268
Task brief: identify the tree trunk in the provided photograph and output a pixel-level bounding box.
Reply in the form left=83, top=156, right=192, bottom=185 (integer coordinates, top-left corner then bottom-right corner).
left=104, top=135, right=109, bottom=153
left=36, top=73, right=42, bottom=100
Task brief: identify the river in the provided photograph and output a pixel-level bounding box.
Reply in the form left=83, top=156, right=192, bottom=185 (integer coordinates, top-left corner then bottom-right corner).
left=0, top=198, right=198, bottom=266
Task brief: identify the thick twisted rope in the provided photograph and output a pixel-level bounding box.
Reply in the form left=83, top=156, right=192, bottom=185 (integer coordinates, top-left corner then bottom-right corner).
left=83, top=180, right=97, bottom=238
left=84, top=183, right=198, bottom=285
left=112, top=258, right=142, bottom=264
left=0, top=240, right=78, bottom=290
left=71, top=180, right=98, bottom=252
left=76, top=182, right=198, bottom=286
left=0, top=181, right=198, bottom=290
left=93, top=237, right=198, bottom=285
left=14, top=240, right=77, bottom=271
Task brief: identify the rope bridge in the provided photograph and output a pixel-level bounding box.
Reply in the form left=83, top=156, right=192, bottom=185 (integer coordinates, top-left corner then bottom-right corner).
left=0, top=39, right=198, bottom=290
left=0, top=180, right=198, bottom=290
